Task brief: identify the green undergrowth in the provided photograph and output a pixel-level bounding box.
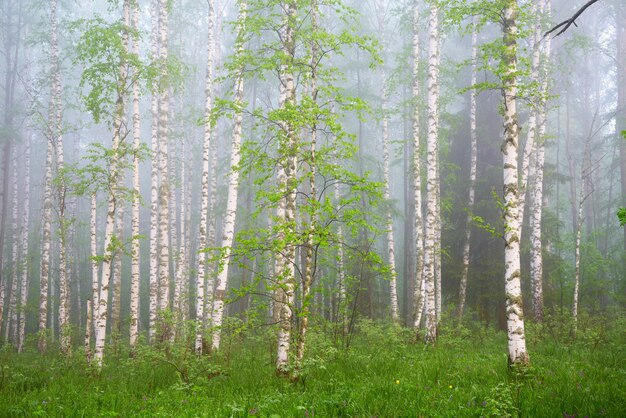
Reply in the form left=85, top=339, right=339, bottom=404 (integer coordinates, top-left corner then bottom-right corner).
left=0, top=314, right=624, bottom=417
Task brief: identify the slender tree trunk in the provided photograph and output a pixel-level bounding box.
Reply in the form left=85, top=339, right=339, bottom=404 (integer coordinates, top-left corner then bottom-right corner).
left=85, top=298, right=92, bottom=364
left=129, top=0, right=141, bottom=349
left=276, top=1, right=298, bottom=375
left=502, top=0, right=529, bottom=366
left=411, top=0, right=425, bottom=335
left=424, top=1, right=439, bottom=343
left=457, top=23, right=478, bottom=320
left=296, top=0, right=319, bottom=363
left=211, top=1, right=246, bottom=351
left=616, top=8, right=626, bottom=256
left=6, top=153, right=19, bottom=345
left=572, top=188, right=585, bottom=334
left=90, top=193, right=99, bottom=341
left=38, top=123, right=54, bottom=353
left=94, top=0, right=130, bottom=367
left=195, top=0, right=216, bottom=354
left=530, top=2, right=551, bottom=322
left=111, top=202, right=125, bottom=336
left=148, top=0, right=160, bottom=343
left=381, top=74, right=400, bottom=323
left=518, top=0, right=544, bottom=240
left=50, top=0, right=70, bottom=355
left=156, top=0, right=171, bottom=336
left=17, top=135, right=30, bottom=353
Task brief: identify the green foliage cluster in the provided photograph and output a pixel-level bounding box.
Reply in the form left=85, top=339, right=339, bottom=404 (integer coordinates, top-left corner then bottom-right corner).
left=1, top=316, right=624, bottom=417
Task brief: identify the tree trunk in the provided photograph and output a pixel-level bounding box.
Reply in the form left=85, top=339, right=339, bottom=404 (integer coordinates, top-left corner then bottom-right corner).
left=275, top=1, right=298, bottom=375
left=157, top=0, right=171, bottom=336
left=129, top=0, right=141, bottom=348
left=17, top=135, right=30, bottom=353
left=457, top=22, right=478, bottom=320
left=297, top=0, right=320, bottom=363
left=424, top=1, right=439, bottom=343
left=411, top=0, right=425, bottom=334
left=530, top=2, right=551, bottom=322
left=211, top=0, right=246, bottom=352
left=502, top=0, right=529, bottom=366
left=6, top=152, right=19, bottom=345
left=148, top=0, right=160, bottom=343
left=195, top=0, right=216, bottom=355
left=94, top=0, right=130, bottom=367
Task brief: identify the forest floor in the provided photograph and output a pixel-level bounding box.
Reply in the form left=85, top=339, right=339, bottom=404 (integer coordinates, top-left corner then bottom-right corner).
left=0, top=314, right=624, bottom=417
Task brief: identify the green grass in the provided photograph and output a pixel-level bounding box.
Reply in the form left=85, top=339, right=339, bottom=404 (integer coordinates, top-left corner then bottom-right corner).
left=1, top=316, right=624, bottom=417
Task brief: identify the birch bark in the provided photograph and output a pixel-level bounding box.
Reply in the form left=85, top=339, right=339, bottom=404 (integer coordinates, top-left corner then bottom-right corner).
left=530, top=0, right=551, bottom=322
left=148, top=0, right=160, bottom=343
left=297, top=0, right=319, bottom=362
left=157, top=0, right=171, bottom=330
left=424, top=1, right=439, bottom=343
left=94, top=0, right=130, bottom=366
left=412, top=0, right=425, bottom=333
left=7, top=152, right=18, bottom=345
left=502, top=0, right=529, bottom=365
left=195, top=0, right=216, bottom=354
left=457, top=22, right=478, bottom=320
left=50, top=0, right=70, bottom=354
left=129, top=0, right=141, bottom=348
left=211, top=0, right=246, bottom=351
left=17, top=136, right=30, bottom=353
left=276, top=1, right=298, bottom=374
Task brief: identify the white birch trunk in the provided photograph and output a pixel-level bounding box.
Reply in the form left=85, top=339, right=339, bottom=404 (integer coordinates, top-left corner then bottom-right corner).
left=195, top=0, right=216, bottom=354
left=572, top=191, right=584, bottom=332
left=457, top=23, right=478, bottom=320
left=296, top=0, right=319, bottom=362
left=111, top=200, right=125, bottom=336
left=334, top=182, right=348, bottom=334
left=381, top=74, right=399, bottom=323
left=90, top=193, right=99, bottom=340
left=51, top=0, right=70, bottom=354
left=17, top=136, right=30, bottom=353
left=502, top=0, right=529, bottom=365
left=157, top=0, right=171, bottom=328
left=424, top=1, right=439, bottom=343
left=518, top=0, right=544, bottom=240
left=211, top=1, right=246, bottom=351
left=38, top=110, right=54, bottom=353
left=129, top=0, right=141, bottom=348
left=148, top=0, right=160, bottom=343
left=7, top=153, right=19, bottom=345
left=276, top=1, right=298, bottom=374
left=94, top=0, right=130, bottom=367
left=412, top=0, right=425, bottom=332
left=530, top=0, right=551, bottom=323
left=85, top=298, right=92, bottom=365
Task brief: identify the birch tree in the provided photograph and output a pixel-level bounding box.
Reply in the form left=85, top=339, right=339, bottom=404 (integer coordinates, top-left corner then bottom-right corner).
left=157, top=0, right=171, bottom=330
left=412, top=0, right=425, bottom=333
left=195, top=0, right=216, bottom=354
left=501, top=0, right=529, bottom=366
left=148, top=0, right=160, bottom=343
left=424, top=0, right=440, bottom=343
left=129, top=0, right=141, bottom=348
left=375, top=0, right=399, bottom=323
left=275, top=0, right=298, bottom=375
left=211, top=0, right=247, bottom=352
left=457, top=21, right=478, bottom=320
left=530, top=1, right=551, bottom=322
left=50, top=0, right=71, bottom=354
left=17, top=136, right=30, bottom=353
left=88, top=0, right=131, bottom=366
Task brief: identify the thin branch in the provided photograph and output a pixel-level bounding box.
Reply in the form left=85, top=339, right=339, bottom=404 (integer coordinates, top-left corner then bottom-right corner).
left=544, top=0, right=601, bottom=39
